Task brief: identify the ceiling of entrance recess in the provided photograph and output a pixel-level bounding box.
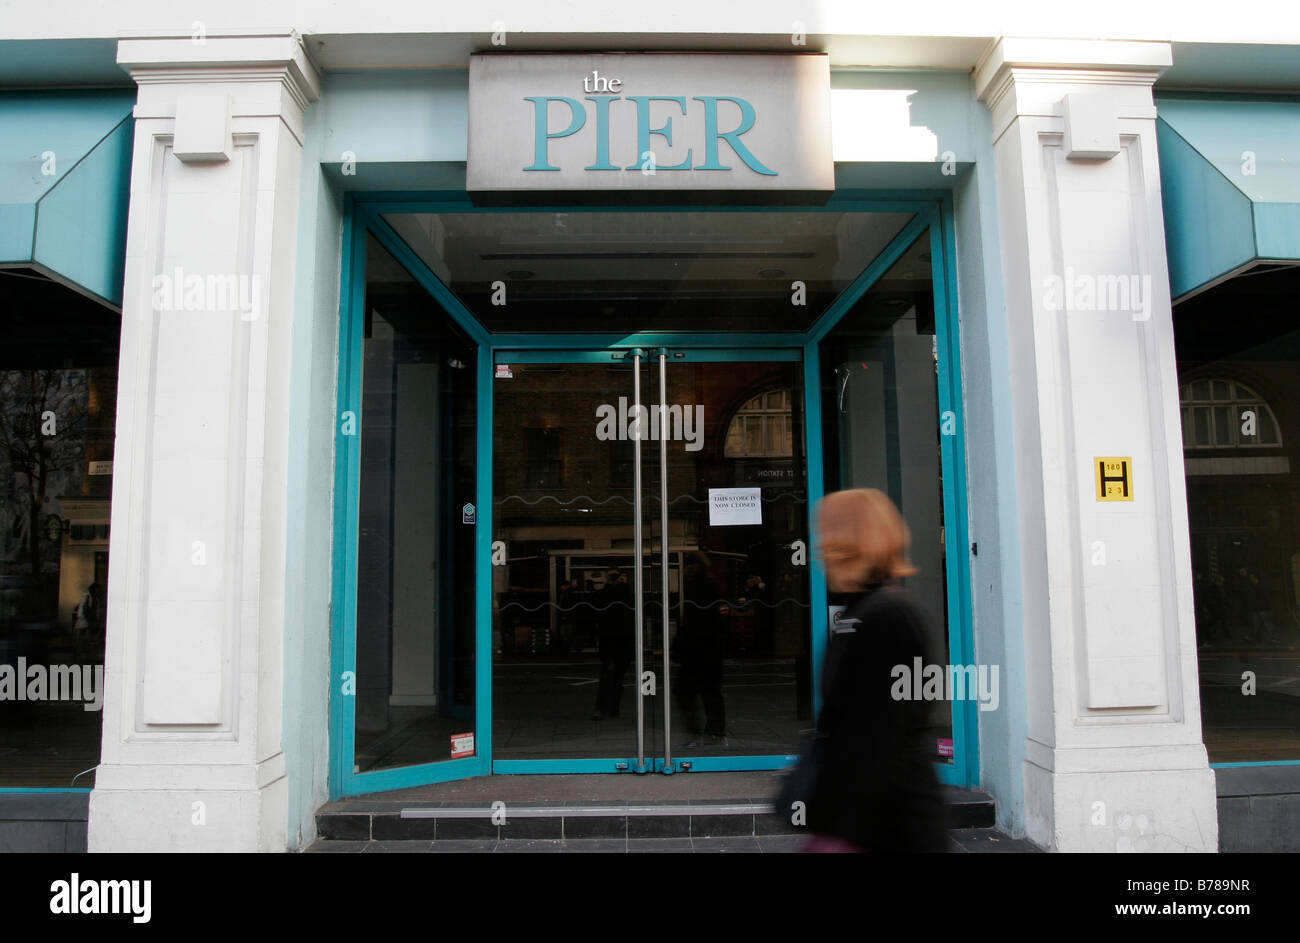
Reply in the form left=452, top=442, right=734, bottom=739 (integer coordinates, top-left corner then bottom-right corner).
left=378, top=209, right=916, bottom=333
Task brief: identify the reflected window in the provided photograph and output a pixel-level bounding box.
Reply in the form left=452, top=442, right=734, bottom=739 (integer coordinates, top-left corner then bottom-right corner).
left=1173, top=265, right=1300, bottom=762
left=724, top=388, right=793, bottom=458
left=524, top=428, right=564, bottom=490
left=1180, top=379, right=1281, bottom=448
left=0, top=269, right=119, bottom=788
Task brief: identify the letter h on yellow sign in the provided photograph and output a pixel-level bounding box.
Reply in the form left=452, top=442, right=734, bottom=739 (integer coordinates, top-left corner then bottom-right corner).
left=1095, top=456, right=1133, bottom=501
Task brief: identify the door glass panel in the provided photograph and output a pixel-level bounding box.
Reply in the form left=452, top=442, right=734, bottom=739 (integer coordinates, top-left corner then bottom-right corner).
left=657, top=360, right=813, bottom=757
left=353, top=235, right=478, bottom=773
left=818, top=229, right=958, bottom=766
left=492, top=357, right=814, bottom=763
left=492, top=362, right=651, bottom=761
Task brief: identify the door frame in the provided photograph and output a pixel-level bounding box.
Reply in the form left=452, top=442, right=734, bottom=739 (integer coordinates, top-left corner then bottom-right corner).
left=488, top=346, right=806, bottom=776
left=329, top=192, right=976, bottom=798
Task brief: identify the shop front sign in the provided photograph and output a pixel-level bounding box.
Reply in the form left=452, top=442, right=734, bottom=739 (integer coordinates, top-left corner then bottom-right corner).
left=468, top=54, right=833, bottom=192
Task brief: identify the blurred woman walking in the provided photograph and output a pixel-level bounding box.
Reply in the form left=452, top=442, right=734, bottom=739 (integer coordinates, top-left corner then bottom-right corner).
left=798, top=488, right=946, bottom=852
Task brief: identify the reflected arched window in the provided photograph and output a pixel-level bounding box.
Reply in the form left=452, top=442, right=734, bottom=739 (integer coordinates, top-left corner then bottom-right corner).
left=725, top=388, right=793, bottom=457
left=1180, top=379, right=1282, bottom=449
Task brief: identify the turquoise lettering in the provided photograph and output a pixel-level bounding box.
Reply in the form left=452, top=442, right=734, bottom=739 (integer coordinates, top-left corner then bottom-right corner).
left=583, top=95, right=618, bottom=171
left=694, top=96, right=776, bottom=175
left=524, top=96, right=586, bottom=171
left=624, top=96, right=692, bottom=171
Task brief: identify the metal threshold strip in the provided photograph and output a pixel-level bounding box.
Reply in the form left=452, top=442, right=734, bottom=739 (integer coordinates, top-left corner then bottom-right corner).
left=401, top=802, right=775, bottom=819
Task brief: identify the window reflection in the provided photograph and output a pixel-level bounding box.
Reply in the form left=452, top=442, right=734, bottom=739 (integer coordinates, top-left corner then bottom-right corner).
left=352, top=235, right=478, bottom=773
left=0, top=270, right=118, bottom=788
left=818, top=231, right=955, bottom=763
left=1174, top=266, right=1300, bottom=762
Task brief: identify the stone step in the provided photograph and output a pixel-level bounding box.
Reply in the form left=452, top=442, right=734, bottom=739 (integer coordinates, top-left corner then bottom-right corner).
left=314, top=787, right=995, bottom=842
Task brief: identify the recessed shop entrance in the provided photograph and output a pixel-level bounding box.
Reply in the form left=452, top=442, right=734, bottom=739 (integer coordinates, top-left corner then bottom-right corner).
left=491, top=351, right=810, bottom=773
left=329, top=197, right=975, bottom=796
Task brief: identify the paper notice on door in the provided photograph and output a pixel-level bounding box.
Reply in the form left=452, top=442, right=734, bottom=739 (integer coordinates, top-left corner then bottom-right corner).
left=708, top=487, right=762, bottom=526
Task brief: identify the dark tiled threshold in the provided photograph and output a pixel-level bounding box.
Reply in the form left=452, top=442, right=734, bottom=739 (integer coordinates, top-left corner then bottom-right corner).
left=310, top=778, right=1006, bottom=851
left=307, top=829, right=1033, bottom=853
left=0, top=793, right=90, bottom=854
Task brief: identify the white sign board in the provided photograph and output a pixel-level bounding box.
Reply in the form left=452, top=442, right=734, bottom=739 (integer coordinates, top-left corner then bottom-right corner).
left=708, top=487, right=762, bottom=526
left=468, top=54, right=834, bottom=193
left=828, top=605, right=860, bottom=636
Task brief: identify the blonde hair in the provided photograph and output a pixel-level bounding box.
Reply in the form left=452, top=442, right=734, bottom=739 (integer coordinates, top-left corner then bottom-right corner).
left=816, top=488, right=918, bottom=589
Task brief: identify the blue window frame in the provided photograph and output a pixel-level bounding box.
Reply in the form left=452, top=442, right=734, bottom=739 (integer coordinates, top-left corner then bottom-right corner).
left=329, top=191, right=975, bottom=797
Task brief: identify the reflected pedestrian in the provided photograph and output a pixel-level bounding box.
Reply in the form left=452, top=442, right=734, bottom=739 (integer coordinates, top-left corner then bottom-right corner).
left=676, top=551, right=726, bottom=746
left=592, top=568, right=634, bottom=719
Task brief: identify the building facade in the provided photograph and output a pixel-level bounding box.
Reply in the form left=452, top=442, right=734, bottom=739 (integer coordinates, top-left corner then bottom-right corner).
left=1, top=4, right=1297, bottom=853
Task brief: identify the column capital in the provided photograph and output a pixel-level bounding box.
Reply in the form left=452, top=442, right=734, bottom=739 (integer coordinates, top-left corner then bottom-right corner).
left=975, top=38, right=1171, bottom=142
left=116, top=29, right=320, bottom=111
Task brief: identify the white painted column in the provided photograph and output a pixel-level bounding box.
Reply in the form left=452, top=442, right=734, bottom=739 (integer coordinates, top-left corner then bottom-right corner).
left=89, top=31, right=319, bottom=852
left=975, top=38, right=1217, bottom=852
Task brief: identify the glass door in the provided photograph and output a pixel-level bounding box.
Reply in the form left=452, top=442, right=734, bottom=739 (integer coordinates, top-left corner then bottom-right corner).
left=491, top=349, right=811, bottom=772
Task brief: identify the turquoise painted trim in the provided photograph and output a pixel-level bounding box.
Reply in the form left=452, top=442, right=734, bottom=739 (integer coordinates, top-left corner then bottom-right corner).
left=493, top=759, right=643, bottom=774
left=328, top=196, right=365, bottom=800
left=0, top=203, right=35, bottom=259
left=492, top=334, right=804, bottom=350
left=1156, top=91, right=1300, bottom=105
left=31, top=115, right=134, bottom=306
left=0, top=89, right=134, bottom=204
left=0, top=90, right=135, bottom=305
left=0, top=39, right=128, bottom=87
left=800, top=198, right=979, bottom=789
left=331, top=201, right=495, bottom=798
left=934, top=195, right=979, bottom=790
left=346, top=757, right=485, bottom=794
left=933, top=763, right=963, bottom=787
left=1255, top=202, right=1300, bottom=259
left=330, top=189, right=980, bottom=790
left=801, top=206, right=931, bottom=737
left=1156, top=118, right=1256, bottom=300
left=497, top=347, right=801, bottom=363
left=490, top=758, right=966, bottom=778
left=474, top=322, right=495, bottom=775
left=667, top=755, right=798, bottom=773
left=802, top=338, right=827, bottom=723
left=354, top=195, right=937, bottom=217
left=1211, top=761, right=1300, bottom=768
left=1156, top=102, right=1300, bottom=299
left=1156, top=98, right=1300, bottom=205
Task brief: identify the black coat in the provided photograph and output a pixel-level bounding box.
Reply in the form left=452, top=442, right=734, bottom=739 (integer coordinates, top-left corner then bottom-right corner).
left=807, top=583, right=946, bottom=852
